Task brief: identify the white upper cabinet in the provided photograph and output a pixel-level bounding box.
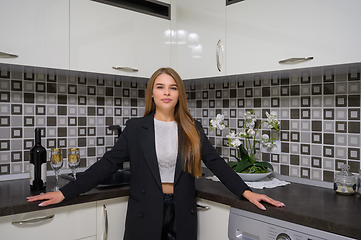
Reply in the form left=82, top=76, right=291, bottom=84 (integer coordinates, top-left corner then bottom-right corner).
left=70, top=0, right=171, bottom=77
left=226, top=0, right=361, bottom=75
left=0, top=0, right=69, bottom=69
left=175, top=0, right=225, bottom=80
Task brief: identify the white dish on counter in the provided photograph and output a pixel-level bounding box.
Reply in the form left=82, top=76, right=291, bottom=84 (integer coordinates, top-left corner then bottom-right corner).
left=237, top=170, right=273, bottom=182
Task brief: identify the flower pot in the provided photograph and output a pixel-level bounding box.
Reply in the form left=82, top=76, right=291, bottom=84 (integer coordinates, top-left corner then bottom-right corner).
left=237, top=169, right=273, bottom=182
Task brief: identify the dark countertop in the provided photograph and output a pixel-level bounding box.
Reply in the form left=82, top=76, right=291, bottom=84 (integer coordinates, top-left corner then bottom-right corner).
left=0, top=176, right=130, bottom=217
left=1, top=176, right=360, bottom=239
left=196, top=178, right=361, bottom=239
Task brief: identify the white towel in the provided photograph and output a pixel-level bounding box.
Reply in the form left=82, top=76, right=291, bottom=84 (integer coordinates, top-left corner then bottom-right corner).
left=206, top=176, right=290, bottom=189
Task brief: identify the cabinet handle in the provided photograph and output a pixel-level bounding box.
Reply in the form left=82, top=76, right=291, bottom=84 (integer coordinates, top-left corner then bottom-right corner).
left=0, top=51, right=19, bottom=58
left=11, top=215, right=54, bottom=225
left=103, top=205, right=108, bottom=240
left=112, top=66, right=139, bottom=72
left=216, top=40, right=223, bottom=72
left=196, top=204, right=211, bottom=210
left=279, top=56, right=313, bottom=64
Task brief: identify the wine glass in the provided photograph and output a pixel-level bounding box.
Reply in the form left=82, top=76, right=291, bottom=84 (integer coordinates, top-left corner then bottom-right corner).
left=68, top=148, right=80, bottom=180
left=50, top=148, right=63, bottom=191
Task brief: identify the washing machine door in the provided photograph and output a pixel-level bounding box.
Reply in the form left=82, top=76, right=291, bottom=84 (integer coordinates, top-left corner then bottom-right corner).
left=275, top=233, right=292, bottom=240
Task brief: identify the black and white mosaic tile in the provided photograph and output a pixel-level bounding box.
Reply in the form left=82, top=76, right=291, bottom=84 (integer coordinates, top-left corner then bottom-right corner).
left=0, top=62, right=360, bottom=182
left=0, top=64, right=147, bottom=176
left=186, top=63, right=361, bottom=182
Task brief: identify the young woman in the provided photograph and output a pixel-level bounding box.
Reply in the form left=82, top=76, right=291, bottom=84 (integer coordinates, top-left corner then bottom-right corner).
left=28, top=67, right=285, bottom=240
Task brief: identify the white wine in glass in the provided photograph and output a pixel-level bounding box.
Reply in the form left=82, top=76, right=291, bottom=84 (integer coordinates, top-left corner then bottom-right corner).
left=68, top=148, right=80, bottom=180
left=50, top=148, right=63, bottom=191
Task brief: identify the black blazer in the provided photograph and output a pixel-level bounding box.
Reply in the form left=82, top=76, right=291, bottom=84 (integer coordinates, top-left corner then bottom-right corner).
left=61, top=112, right=250, bottom=240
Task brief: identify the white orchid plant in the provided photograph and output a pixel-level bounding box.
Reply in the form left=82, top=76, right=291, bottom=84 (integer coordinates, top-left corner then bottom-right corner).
left=210, top=110, right=280, bottom=174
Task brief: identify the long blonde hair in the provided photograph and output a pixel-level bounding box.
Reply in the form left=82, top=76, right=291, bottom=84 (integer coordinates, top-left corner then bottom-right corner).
left=144, top=68, right=202, bottom=178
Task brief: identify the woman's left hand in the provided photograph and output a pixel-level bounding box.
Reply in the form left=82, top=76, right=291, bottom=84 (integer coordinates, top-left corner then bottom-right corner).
left=242, top=190, right=285, bottom=210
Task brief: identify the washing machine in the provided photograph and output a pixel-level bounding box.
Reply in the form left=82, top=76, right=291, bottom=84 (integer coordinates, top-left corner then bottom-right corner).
left=228, top=207, right=355, bottom=240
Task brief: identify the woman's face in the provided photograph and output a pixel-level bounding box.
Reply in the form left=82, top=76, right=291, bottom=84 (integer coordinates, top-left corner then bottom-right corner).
left=152, top=73, right=179, bottom=113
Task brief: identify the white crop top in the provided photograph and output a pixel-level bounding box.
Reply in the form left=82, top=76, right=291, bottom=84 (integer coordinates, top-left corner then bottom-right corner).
left=154, top=118, right=178, bottom=183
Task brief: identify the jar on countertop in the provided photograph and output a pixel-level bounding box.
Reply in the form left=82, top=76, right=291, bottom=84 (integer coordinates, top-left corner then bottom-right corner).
left=333, top=164, right=357, bottom=195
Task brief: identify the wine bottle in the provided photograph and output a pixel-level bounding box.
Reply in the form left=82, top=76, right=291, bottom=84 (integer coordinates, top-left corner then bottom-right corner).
left=29, top=128, right=47, bottom=191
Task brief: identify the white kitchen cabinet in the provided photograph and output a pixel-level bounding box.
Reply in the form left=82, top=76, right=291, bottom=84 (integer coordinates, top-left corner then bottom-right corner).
left=96, top=197, right=128, bottom=240
left=0, top=0, right=69, bottom=70
left=70, top=0, right=170, bottom=77
left=197, top=198, right=230, bottom=240
left=81, top=237, right=97, bottom=240
left=175, top=0, right=225, bottom=80
left=226, top=0, right=361, bottom=75
left=0, top=202, right=97, bottom=240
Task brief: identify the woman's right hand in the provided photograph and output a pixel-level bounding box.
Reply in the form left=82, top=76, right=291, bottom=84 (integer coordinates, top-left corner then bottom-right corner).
left=27, top=191, right=65, bottom=207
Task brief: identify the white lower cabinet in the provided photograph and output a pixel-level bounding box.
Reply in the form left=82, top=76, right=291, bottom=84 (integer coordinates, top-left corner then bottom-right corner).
left=95, top=196, right=229, bottom=240
left=0, top=197, right=228, bottom=240
left=96, top=197, right=129, bottom=240
left=197, top=198, right=230, bottom=240
left=82, top=237, right=97, bottom=240
left=0, top=202, right=97, bottom=240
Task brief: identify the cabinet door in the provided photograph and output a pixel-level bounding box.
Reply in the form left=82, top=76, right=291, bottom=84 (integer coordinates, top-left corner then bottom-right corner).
left=70, top=0, right=170, bottom=77
left=197, top=198, right=230, bottom=240
left=175, top=0, right=225, bottom=80
left=0, top=202, right=97, bottom=240
left=81, top=237, right=97, bottom=240
left=0, top=0, right=69, bottom=69
left=96, top=197, right=128, bottom=240
left=226, top=0, right=361, bottom=75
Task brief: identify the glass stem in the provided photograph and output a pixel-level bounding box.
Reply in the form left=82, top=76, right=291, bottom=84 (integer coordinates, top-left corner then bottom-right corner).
left=55, top=171, right=59, bottom=188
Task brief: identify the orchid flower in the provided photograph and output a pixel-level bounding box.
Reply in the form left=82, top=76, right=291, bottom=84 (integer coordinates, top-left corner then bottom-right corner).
left=209, top=110, right=280, bottom=174
left=238, top=128, right=247, bottom=137
left=229, top=138, right=242, bottom=148
left=266, top=111, right=280, bottom=130
left=210, top=114, right=226, bottom=131
left=247, top=128, right=255, bottom=137
left=244, top=111, right=256, bottom=122
left=262, top=134, right=270, bottom=140
left=226, top=132, right=242, bottom=147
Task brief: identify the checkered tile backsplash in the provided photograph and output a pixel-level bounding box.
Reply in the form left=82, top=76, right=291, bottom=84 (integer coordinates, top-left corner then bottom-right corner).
left=0, top=62, right=360, bottom=182
left=186, top=63, right=360, bottom=182
left=0, top=63, right=148, bottom=178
